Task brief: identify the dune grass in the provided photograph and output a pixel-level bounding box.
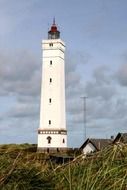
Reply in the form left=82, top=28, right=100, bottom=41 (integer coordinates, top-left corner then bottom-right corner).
left=0, top=143, right=127, bottom=189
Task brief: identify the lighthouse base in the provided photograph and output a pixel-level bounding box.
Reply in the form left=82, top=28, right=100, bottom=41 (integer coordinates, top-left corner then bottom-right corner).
left=37, top=147, right=69, bottom=153
left=38, top=129, right=67, bottom=150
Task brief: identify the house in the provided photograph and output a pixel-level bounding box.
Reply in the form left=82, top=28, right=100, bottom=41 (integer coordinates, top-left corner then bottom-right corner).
left=80, top=138, right=112, bottom=155
left=113, top=133, right=127, bottom=144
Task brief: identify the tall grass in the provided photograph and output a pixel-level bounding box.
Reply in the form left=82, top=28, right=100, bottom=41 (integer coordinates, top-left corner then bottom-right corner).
left=54, top=144, right=127, bottom=190
left=0, top=143, right=127, bottom=189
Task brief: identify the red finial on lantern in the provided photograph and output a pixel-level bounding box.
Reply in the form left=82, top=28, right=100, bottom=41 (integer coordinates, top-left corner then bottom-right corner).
left=51, top=18, right=57, bottom=32
left=53, top=17, right=55, bottom=25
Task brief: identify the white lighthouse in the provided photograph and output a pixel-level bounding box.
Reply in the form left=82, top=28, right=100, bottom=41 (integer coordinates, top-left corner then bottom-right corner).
left=38, top=20, right=67, bottom=152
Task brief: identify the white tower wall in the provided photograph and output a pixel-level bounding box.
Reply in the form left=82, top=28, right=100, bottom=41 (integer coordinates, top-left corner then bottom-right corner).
left=38, top=31, right=67, bottom=151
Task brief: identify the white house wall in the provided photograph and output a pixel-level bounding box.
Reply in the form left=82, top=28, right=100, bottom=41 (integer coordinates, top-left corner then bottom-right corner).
left=83, top=143, right=96, bottom=154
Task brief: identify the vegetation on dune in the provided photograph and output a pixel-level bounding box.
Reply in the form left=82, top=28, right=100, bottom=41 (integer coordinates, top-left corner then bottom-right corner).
left=0, top=143, right=127, bottom=189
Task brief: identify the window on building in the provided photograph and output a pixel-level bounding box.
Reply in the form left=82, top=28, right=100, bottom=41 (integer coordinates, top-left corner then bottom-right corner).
left=50, top=60, right=52, bottom=65
left=49, top=43, right=53, bottom=47
left=49, top=120, right=51, bottom=125
left=50, top=78, right=52, bottom=83
left=47, top=136, right=52, bottom=144
left=49, top=98, right=52, bottom=103
left=63, top=139, right=65, bottom=143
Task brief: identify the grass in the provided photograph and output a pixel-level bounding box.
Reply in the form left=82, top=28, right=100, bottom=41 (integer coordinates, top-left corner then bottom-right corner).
left=0, top=143, right=127, bottom=189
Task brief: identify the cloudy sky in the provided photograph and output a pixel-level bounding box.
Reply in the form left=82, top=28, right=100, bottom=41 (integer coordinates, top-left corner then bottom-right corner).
left=0, top=0, right=127, bottom=147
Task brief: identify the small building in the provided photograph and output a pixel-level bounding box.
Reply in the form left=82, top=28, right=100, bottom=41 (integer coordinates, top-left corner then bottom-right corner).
left=80, top=138, right=112, bottom=155
left=113, top=133, right=127, bottom=144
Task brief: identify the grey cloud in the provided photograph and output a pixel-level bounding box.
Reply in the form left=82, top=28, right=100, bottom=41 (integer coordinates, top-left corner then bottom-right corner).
left=113, top=98, right=127, bottom=119
left=85, top=81, right=116, bottom=101
left=115, top=63, right=127, bottom=86
left=65, top=58, right=119, bottom=134
left=66, top=71, right=81, bottom=88
left=0, top=51, right=38, bottom=81
left=7, top=102, right=39, bottom=118
left=66, top=53, right=127, bottom=135
left=65, top=50, right=88, bottom=99
left=66, top=61, right=127, bottom=138
left=88, top=99, right=114, bottom=120
left=0, top=50, right=41, bottom=96
left=85, top=65, right=116, bottom=101
left=0, top=49, right=41, bottom=140
left=0, top=117, right=38, bottom=144
left=66, top=98, right=83, bottom=116
left=65, top=50, right=89, bottom=118
left=93, top=65, right=111, bottom=85
left=65, top=51, right=89, bottom=73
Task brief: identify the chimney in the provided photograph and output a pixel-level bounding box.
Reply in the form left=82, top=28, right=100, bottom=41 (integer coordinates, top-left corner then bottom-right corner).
left=111, top=136, right=114, bottom=140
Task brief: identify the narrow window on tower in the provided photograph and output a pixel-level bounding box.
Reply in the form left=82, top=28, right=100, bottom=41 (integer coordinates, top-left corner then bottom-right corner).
left=47, top=136, right=52, bottom=144
left=49, top=120, right=51, bottom=125
left=49, top=43, right=53, bottom=47
left=63, top=139, right=65, bottom=143
left=50, top=78, right=52, bottom=83
left=49, top=98, right=52, bottom=103
left=50, top=60, right=52, bottom=65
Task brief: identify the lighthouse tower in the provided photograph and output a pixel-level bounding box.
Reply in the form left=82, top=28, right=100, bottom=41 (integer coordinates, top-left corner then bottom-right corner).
left=38, top=20, right=67, bottom=152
